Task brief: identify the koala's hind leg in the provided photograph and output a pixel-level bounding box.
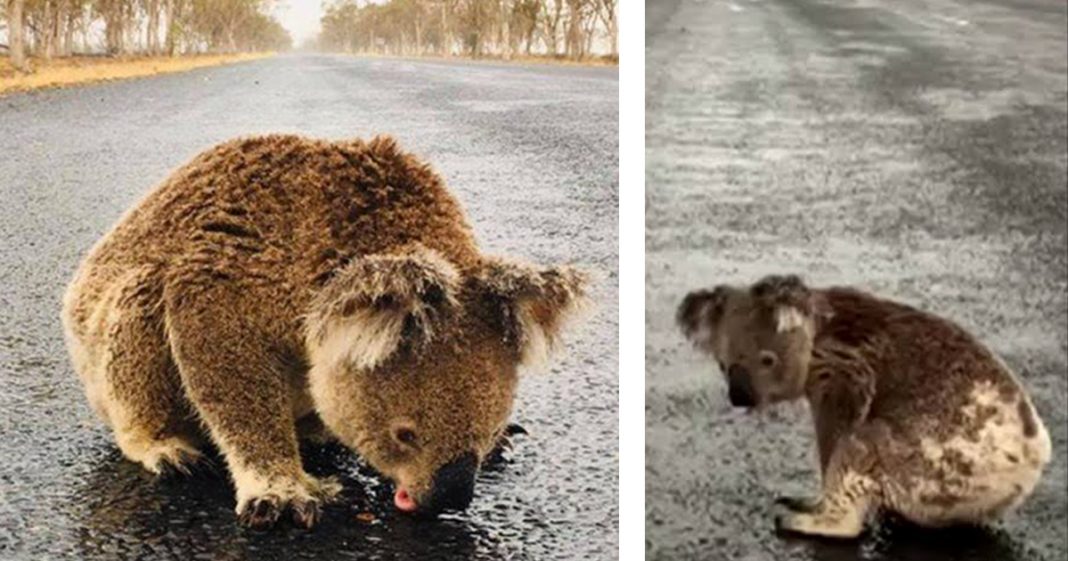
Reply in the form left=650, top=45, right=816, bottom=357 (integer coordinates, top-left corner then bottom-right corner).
left=80, top=270, right=204, bottom=475
left=775, top=433, right=882, bottom=539
left=165, top=287, right=340, bottom=529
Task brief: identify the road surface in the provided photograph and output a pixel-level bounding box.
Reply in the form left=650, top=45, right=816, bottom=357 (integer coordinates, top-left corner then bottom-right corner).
left=0, top=54, right=618, bottom=560
left=646, top=0, right=1066, bottom=560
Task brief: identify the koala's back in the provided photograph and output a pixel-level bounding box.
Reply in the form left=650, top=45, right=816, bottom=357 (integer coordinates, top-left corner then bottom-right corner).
left=817, top=289, right=1029, bottom=426
left=64, top=134, right=481, bottom=339
left=80, top=135, right=478, bottom=276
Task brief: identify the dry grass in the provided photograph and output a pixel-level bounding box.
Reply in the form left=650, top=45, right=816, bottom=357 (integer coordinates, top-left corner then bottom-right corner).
left=0, top=52, right=274, bottom=95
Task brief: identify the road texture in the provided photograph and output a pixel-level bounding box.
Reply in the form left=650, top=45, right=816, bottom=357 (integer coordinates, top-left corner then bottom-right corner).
left=646, top=0, right=1066, bottom=560
left=0, top=54, right=618, bottom=560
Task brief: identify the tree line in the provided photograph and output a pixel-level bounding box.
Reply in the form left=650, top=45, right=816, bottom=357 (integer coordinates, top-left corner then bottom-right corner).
left=2, top=0, right=291, bottom=72
left=317, top=0, right=617, bottom=61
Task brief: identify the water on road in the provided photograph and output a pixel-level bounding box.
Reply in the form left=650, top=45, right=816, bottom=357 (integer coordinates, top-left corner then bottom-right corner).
left=0, top=54, right=619, bottom=560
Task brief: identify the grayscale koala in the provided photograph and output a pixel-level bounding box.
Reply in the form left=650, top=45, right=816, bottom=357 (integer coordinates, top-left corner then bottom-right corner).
left=677, top=275, right=1051, bottom=538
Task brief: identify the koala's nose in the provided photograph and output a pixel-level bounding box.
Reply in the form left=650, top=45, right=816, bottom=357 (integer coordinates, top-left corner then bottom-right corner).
left=425, top=452, right=478, bottom=514
left=726, top=364, right=756, bottom=408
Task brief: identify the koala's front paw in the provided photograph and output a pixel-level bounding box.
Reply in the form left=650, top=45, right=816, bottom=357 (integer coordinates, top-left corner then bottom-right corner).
left=239, top=493, right=325, bottom=530
left=236, top=475, right=342, bottom=530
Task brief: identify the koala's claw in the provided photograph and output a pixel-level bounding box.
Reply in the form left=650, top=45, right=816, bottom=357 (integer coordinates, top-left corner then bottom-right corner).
left=137, top=437, right=205, bottom=477
left=158, top=463, right=189, bottom=479
left=290, top=500, right=322, bottom=529
left=240, top=495, right=284, bottom=529
left=774, top=495, right=822, bottom=513
left=238, top=495, right=322, bottom=530
left=487, top=423, right=529, bottom=465
left=498, top=423, right=529, bottom=450
left=773, top=512, right=787, bottom=531
left=157, top=449, right=218, bottom=479
left=774, top=512, right=804, bottom=536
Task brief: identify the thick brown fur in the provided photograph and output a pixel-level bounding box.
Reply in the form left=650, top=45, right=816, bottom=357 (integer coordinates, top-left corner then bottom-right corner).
left=678, top=275, right=1051, bottom=538
left=62, top=134, right=589, bottom=529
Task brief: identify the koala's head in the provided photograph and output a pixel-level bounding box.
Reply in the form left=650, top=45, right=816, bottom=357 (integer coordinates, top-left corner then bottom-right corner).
left=677, top=275, right=825, bottom=409
left=305, top=245, right=587, bottom=517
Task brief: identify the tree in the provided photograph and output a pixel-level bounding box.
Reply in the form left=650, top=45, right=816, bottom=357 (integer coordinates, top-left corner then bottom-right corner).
left=145, top=0, right=161, bottom=54
left=6, top=0, right=28, bottom=71
left=93, top=0, right=129, bottom=54
left=0, top=0, right=288, bottom=66
left=317, top=0, right=610, bottom=61
left=512, top=0, right=538, bottom=55
left=457, top=0, right=492, bottom=57
left=564, top=0, right=594, bottom=59
left=594, top=0, right=614, bottom=57
left=496, top=0, right=511, bottom=60
left=164, top=0, right=188, bottom=55
left=538, top=0, right=563, bottom=56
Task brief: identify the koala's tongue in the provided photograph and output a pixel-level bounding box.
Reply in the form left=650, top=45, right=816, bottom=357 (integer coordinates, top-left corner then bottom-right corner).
left=394, top=488, right=418, bottom=513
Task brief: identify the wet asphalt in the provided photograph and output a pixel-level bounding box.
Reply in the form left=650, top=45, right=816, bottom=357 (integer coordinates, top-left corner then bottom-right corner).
left=646, top=0, right=1067, bottom=560
left=0, top=54, right=618, bottom=560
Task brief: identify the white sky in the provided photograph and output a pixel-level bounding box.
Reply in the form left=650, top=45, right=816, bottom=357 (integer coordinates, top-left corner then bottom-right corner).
left=274, top=0, right=325, bottom=46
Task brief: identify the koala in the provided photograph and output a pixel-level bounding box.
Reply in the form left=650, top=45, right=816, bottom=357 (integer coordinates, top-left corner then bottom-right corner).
left=62, top=134, right=588, bottom=529
left=678, top=275, right=1051, bottom=539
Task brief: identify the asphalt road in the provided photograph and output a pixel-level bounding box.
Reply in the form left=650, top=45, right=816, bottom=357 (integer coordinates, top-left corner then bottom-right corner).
left=0, top=54, right=618, bottom=560
left=646, top=1, right=1067, bottom=560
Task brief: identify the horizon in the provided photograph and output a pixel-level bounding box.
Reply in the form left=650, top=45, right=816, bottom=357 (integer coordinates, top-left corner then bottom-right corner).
left=275, top=0, right=324, bottom=46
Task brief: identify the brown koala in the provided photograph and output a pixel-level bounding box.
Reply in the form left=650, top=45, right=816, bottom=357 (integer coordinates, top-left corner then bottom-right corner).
left=678, top=275, right=1051, bottom=538
left=61, top=134, right=588, bottom=529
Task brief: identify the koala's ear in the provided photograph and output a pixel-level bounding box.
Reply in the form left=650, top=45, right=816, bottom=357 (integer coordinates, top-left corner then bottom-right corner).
left=750, top=274, right=814, bottom=333
left=474, top=258, right=590, bottom=369
left=677, top=286, right=731, bottom=346
left=305, top=245, right=459, bottom=371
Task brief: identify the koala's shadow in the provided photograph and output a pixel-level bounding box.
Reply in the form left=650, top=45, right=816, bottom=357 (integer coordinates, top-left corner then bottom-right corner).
left=72, top=443, right=516, bottom=561
left=782, top=517, right=1040, bottom=561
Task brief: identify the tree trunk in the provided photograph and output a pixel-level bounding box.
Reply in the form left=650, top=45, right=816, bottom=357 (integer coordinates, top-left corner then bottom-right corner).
left=565, top=0, right=582, bottom=59
left=500, top=0, right=511, bottom=60
left=105, top=7, right=123, bottom=55
left=81, top=15, right=90, bottom=54
left=164, top=0, right=177, bottom=55
left=127, top=11, right=140, bottom=54
left=7, top=0, right=29, bottom=72
left=147, top=0, right=160, bottom=54
left=546, top=0, right=563, bottom=56
left=51, top=1, right=61, bottom=56
left=609, top=20, right=617, bottom=56
left=42, top=0, right=54, bottom=59
left=62, top=9, right=75, bottom=56
left=414, top=18, right=422, bottom=55
left=440, top=1, right=450, bottom=56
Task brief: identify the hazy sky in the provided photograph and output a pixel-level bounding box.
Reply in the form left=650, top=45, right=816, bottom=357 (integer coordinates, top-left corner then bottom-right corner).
left=275, top=0, right=325, bottom=46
